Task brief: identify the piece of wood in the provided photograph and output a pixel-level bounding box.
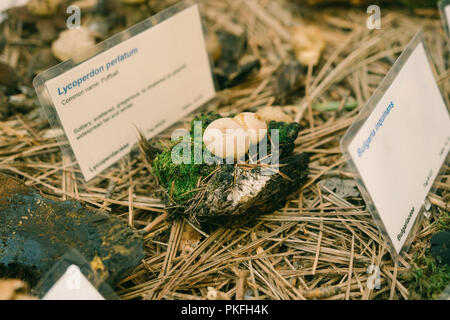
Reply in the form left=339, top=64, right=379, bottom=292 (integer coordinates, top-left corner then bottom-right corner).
left=0, top=174, right=144, bottom=287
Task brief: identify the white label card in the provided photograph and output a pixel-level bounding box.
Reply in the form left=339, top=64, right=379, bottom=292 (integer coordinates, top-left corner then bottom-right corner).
left=43, top=265, right=105, bottom=300
left=343, top=39, right=450, bottom=254
left=40, top=4, right=215, bottom=180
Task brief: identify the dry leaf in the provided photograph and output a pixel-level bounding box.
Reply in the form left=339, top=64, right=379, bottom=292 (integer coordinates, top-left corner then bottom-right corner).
left=180, top=223, right=202, bottom=254
left=0, top=279, right=36, bottom=300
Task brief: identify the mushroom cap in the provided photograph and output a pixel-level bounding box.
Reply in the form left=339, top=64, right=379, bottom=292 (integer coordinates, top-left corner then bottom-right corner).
left=51, top=27, right=96, bottom=62
left=26, top=0, right=61, bottom=17
left=233, top=112, right=268, bottom=145
left=203, top=118, right=250, bottom=161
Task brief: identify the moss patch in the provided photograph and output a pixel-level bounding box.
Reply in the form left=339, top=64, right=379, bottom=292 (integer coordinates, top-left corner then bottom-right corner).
left=190, top=111, right=222, bottom=137
left=268, top=121, right=302, bottom=157
left=404, top=211, right=450, bottom=300
left=151, top=142, right=217, bottom=205
left=405, top=251, right=450, bottom=300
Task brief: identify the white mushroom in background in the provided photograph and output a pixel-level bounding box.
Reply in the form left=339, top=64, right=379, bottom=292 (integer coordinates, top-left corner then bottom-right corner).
left=203, top=118, right=250, bottom=160
left=26, top=0, right=61, bottom=17
left=290, top=25, right=326, bottom=67
left=233, top=112, right=268, bottom=145
left=51, top=27, right=96, bottom=61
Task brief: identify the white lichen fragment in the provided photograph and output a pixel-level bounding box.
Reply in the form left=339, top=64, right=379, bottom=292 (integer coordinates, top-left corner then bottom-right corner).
left=229, top=170, right=271, bottom=207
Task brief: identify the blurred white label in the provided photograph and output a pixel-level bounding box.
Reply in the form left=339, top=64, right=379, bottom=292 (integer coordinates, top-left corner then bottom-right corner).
left=347, top=42, right=450, bottom=254
left=43, top=265, right=104, bottom=300
left=0, top=0, right=27, bottom=22
left=0, top=0, right=27, bottom=12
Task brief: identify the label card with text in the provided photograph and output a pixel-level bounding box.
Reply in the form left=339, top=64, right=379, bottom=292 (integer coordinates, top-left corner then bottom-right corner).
left=34, top=1, right=215, bottom=181
left=341, top=32, right=450, bottom=256
left=43, top=265, right=105, bottom=300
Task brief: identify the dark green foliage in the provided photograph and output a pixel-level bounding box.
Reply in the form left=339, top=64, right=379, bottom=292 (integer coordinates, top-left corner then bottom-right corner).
left=405, top=251, right=450, bottom=300
left=436, top=210, right=450, bottom=231
left=404, top=212, right=450, bottom=300
left=153, top=112, right=223, bottom=205
left=268, top=121, right=302, bottom=157
left=190, top=111, right=222, bottom=136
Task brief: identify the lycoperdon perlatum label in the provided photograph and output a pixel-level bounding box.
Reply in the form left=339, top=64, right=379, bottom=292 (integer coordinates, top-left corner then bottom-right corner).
left=38, top=4, right=215, bottom=181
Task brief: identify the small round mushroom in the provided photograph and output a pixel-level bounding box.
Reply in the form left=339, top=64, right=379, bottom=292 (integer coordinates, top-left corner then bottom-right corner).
left=26, top=0, right=61, bottom=17
left=233, top=112, right=267, bottom=145
left=51, top=27, right=96, bottom=62
left=203, top=118, right=250, bottom=160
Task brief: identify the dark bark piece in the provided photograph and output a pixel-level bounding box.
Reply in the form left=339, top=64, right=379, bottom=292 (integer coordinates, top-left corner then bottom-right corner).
left=431, top=230, right=450, bottom=265
left=213, top=30, right=261, bottom=89
left=0, top=61, right=21, bottom=90
left=188, top=153, right=310, bottom=225
left=272, top=60, right=304, bottom=105
left=0, top=174, right=144, bottom=287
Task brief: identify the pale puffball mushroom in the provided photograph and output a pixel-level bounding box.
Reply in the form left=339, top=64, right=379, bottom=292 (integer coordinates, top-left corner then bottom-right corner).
left=51, top=27, right=96, bottom=62
left=203, top=118, right=250, bottom=160
left=27, top=0, right=61, bottom=17
left=290, top=25, right=325, bottom=66
left=233, top=112, right=267, bottom=145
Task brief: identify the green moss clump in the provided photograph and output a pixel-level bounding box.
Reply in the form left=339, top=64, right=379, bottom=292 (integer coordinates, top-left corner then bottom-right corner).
left=152, top=113, right=223, bottom=205
left=190, top=111, right=222, bottom=137
left=404, top=210, right=450, bottom=300
left=405, top=251, right=450, bottom=300
left=152, top=140, right=217, bottom=204
left=268, top=121, right=302, bottom=157
left=152, top=113, right=304, bottom=205
left=436, top=210, right=450, bottom=231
